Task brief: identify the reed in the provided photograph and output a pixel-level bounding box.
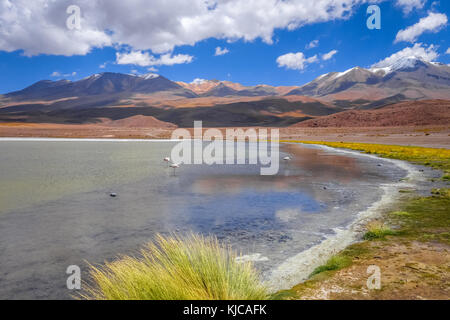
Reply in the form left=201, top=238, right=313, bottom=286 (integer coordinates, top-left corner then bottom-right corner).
left=81, top=234, right=269, bottom=300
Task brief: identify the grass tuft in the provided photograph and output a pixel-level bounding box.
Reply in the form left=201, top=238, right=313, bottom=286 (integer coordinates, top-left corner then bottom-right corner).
left=363, top=221, right=396, bottom=240
left=431, top=188, right=450, bottom=198
left=80, top=234, right=269, bottom=300
left=391, top=211, right=411, bottom=217
left=310, top=255, right=351, bottom=277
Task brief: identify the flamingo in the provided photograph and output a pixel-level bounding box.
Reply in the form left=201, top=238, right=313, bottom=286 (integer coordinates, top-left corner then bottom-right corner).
left=283, top=156, right=292, bottom=170
left=163, top=157, right=171, bottom=167
left=169, top=161, right=182, bottom=175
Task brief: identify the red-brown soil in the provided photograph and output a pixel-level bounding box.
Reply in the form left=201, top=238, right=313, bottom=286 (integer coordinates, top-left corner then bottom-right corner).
left=99, top=115, right=177, bottom=128
left=294, top=100, right=450, bottom=128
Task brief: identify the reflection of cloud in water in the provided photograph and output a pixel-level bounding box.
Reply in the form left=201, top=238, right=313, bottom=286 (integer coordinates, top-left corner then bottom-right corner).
left=282, top=144, right=361, bottom=183
left=276, top=208, right=302, bottom=222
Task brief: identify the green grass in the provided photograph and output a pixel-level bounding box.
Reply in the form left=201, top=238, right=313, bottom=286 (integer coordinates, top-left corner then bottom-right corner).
left=389, top=188, right=450, bottom=245
left=363, top=221, right=397, bottom=240
left=310, top=255, right=352, bottom=277
left=81, top=234, right=269, bottom=300
left=391, top=211, right=411, bottom=217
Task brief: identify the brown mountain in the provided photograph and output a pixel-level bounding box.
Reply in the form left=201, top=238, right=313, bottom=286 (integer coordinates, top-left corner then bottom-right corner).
left=1, top=56, right=450, bottom=128
left=5, top=72, right=197, bottom=101
left=287, top=57, right=450, bottom=103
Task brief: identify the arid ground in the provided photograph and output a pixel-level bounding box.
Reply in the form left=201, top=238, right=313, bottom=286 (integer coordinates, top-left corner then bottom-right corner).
left=1, top=122, right=449, bottom=149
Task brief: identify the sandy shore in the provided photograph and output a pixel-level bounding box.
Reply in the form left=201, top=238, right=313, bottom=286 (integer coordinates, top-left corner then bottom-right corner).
left=0, top=123, right=449, bottom=148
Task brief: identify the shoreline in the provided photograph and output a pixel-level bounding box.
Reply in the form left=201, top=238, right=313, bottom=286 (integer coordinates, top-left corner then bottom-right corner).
left=0, top=137, right=182, bottom=142
left=0, top=124, right=449, bottom=149
left=265, top=144, right=424, bottom=292
left=279, top=142, right=449, bottom=300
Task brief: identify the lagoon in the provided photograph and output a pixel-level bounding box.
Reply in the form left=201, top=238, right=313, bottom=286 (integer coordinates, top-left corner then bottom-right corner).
left=0, top=139, right=407, bottom=299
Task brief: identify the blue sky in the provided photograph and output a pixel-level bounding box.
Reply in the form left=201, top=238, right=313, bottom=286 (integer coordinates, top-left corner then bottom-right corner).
left=0, top=0, right=449, bottom=94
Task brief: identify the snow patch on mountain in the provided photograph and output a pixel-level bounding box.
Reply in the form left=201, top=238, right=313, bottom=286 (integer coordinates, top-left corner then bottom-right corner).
left=141, top=73, right=160, bottom=80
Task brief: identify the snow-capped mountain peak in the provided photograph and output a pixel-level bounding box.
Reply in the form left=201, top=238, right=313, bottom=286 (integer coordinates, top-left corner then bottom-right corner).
left=141, top=73, right=160, bottom=80
left=370, top=56, right=430, bottom=75
left=82, top=73, right=102, bottom=80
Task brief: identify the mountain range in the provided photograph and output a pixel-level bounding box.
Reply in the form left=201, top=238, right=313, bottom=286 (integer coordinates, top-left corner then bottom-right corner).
left=1, top=56, right=449, bottom=127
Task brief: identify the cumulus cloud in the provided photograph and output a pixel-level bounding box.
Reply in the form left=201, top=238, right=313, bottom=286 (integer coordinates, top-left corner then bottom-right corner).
left=0, top=0, right=437, bottom=57
left=321, top=49, right=338, bottom=60
left=395, top=12, right=448, bottom=43
left=0, top=0, right=111, bottom=56
left=395, top=0, right=427, bottom=14
left=215, top=47, right=229, bottom=56
left=116, top=51, right=152, bottom=66
left=446, top=48, right=450, bottom=55
left=371, top=43, right=439, bottom=68
left=0, top=0, right=387, bottom=57
left=277, top=52, right=318, bottom=71
left=306, top=40, right=319, bottom=49
left=155, top=53, right=194, bottom=66
left=116, top=51, right=193, bottom=66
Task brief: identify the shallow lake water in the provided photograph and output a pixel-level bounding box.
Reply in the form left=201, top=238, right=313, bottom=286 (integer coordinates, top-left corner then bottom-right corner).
left=0, top=140, right=407, bottom=299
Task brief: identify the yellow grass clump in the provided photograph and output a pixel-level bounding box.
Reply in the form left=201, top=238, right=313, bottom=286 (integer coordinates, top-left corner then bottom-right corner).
left=80, top=234, right=269, bottom=300
left=363, top=221, right=396, bottom=240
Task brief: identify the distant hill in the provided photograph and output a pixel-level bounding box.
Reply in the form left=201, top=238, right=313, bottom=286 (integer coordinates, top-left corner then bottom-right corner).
left=293, top=100, right=450, bottom=127
left=177, top=80, right=280, bottom=97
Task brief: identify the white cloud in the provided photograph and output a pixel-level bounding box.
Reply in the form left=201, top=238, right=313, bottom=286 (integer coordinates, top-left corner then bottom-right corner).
left=0, top=0, right=388, bottom=57
left=395, top=12, right=448, bottom=43
left=116, top=51, right=193, bottom=66
left=147, top=67, right=158, bottom=72
left=306, top=40, right=319, bottom=49
left=371, top=43, right=439, bottom=68
left=276, top=52, right=318, bottom=71
left=395, top=0, right=427, bottom=14
left=446, top=48, right=450, bottom=55
left=99, top=62, right=107, bottom=69
left=1, top=0, right=438, bottom=57
left=321, top=49, right=338, bottom=60
left=0, top=0, right=111, bottom=56
left=155, top=53, right=194, bottom=66
left=215, top=47, right=229, bottom=56
left=191, top=78, right=208, bottom=84
left=116, top=51, right=152, bottom=66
